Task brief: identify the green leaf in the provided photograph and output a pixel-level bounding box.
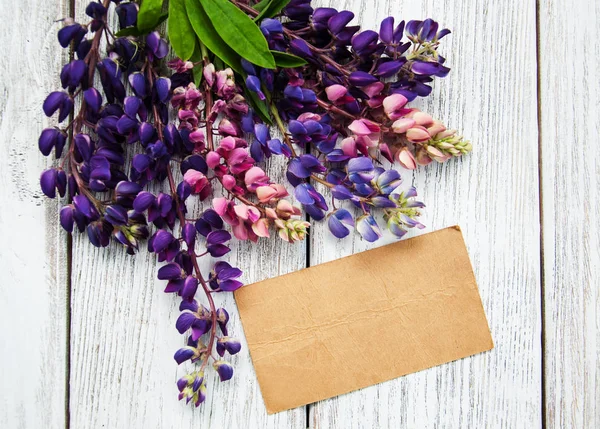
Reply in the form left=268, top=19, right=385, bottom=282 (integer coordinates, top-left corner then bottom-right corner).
left=168, top=0, right=196, bottom=60
left=199, top=0, right=276, bottom=69
left=254, top=0, right=290, bottom=21
left=115, top=12, right=168, bottom=37
left=271, top=50, right=307, bottom=68
left=115, top=27, right=141, bottom=37
left=137, top=0, right=164, bottom=32
left=244, top=86, right=273, bottom=125
left=190, top=43, right=204, bottom=87
left=252, top=0, right=270, bottom=12
left=185, top=0, right=242, bottom=73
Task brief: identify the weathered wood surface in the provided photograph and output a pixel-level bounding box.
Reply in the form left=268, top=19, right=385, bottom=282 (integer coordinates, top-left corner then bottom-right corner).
left=539, top=0, right=600, bottom=427
left=309, top=0, right=542, bottom=428
left=0, top=1, right=70, bottom=429
left=1, top=0, right=599, bottom=428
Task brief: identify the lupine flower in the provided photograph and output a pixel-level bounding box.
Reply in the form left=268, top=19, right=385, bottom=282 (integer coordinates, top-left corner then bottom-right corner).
left=213, top=360, right=234, bottom=382
left=275, top=218, right=310, bottom=243
left=208, top=261, right=243, bottom=292
left=216, top=337, right=242, bottom=357
left=327, top=209, right=355, bottom=238
left=356, top=215, right=382, bottom=242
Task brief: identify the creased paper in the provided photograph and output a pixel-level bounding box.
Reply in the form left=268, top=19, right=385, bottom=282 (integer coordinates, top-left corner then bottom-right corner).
left=235, top=226, right=494, bottom=414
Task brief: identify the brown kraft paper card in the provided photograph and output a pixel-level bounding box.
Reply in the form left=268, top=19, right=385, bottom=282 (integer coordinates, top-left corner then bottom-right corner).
left=234, top=226, right=494, bottom=414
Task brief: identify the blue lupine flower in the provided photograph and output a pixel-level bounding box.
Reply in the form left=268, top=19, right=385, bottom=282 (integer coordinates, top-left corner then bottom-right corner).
left=356, top=215, right=382, bottom=242
left=327, top=209, right=355, bottom=238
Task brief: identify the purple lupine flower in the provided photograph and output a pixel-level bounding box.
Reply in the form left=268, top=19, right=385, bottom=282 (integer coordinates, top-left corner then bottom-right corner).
left=327, top=209, right=355, bottom=238
left=208, top=261, right=243, bottom=292
left=216, top=337, right=242, bottom=357
left=57, top=23, right=87, bottom=49
left=205, top=230, right=231, bottom=257
left=116, top=2, right=138, bottom=29
left=104, top=204, right=128, bottom=226
left=356, top=215, right=382, bottom=242
left=146, top=31, right=169, bottom=60
left=216, top=308, right=230, bottom=336
left=213, top=360, right=234, bottom=382
left=176, top=306, right=211, bottom=340
left=195, top=209, right=224, bottom=237
left=39, top=128, right=66, bottom=157
left=43, top=91, right=72, bottom=122
left=347, top=157, right=375, bottom=184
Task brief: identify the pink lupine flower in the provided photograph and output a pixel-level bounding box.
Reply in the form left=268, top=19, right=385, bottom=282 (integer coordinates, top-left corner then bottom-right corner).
left=226, top=148, right=254, bottom=175
left=233, top=204, right=260, bottom=223
left=426, top=120, right=446, bottom=137
left=215, top=68, right=236, bottom=98
left=425, top=145, right=451, bottom=162
left=325, top=84, right=347, bottom=102
left=275, top=200, right=301, bottom=220
left=265, top=207, right=278, bottom=219
left=391, top=118, right=415, bottom=134
left=217, top=136, right=236, bottom=152
left=251, top=218, right=270, bottom=238
left=189, top=129, right=205, bottom=144
left=227, top=94, right=248, bottom=114
left=206, top=151, right=221, bottom=169
left=244, top=166, right=270, bottom=192
left=203, top=63, right=215, bottom=87
left=213, top=197, right=237, bottom=224
left=341, top=137, right=357, bottom=157
left=183, top=169, right=209, bottom=194
left=363, top=81, right=384, bottom=98
left=218, top=118, right=240, bottom=137
left=296, top=112, right=321, bottom=122
left=382, top=94, right=408, bottom=120
left=406, top=126, right=431, bottom=143
left=415, top=147, right=433, bottom=165
left=178, top=110, right=198, bottom=128
left=407, top=110, right=434, bottom=126
left=221, top=174, right=236, bottom=191
left=396, top=147, right=417, bottom=170
left=256, top=184, right=288, bottom=203
left=348, top=118, right=380, bottom=136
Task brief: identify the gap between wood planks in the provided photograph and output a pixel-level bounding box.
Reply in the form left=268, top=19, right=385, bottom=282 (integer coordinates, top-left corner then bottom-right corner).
left=65, top=0, right=76, bottom=428
left=535, top=1, right=547, bottom=427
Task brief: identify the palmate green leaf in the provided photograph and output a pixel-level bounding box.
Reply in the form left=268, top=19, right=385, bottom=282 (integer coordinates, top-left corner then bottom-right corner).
left=254, top=0, right=290, bottom=21
left=185, top=0, right=242, bottom=73
left=199, top=0, right=276, bottom=69
left=168, top=0, right=196, bottom=60
left=137, top=0, right=165, bottom=32
left=271, top=50, right=307, bottom=68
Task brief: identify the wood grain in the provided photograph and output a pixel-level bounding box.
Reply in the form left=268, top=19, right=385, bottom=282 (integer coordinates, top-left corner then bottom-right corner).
left=308, top=0, right=542, bottom=427
left=67, top=3, right=306, bottom=426
left=0, top=1, right=70, bottom=428
left=539, top=0, right=600, bottom=427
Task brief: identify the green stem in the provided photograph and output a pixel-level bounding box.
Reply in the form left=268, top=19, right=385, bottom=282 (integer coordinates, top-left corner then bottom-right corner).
left=268, top=100, right=298, bottom=157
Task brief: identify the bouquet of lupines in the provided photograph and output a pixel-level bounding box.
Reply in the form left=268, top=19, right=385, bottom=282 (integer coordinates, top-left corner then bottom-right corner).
left=39, top=0, right=471, bottom=407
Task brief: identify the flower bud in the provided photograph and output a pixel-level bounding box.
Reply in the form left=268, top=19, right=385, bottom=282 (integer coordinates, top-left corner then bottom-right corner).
left=396, top=147, right=417, bottom=170
left=406, top=126, right=431, bottom=143
left=213, top=360, right=234, bottom=382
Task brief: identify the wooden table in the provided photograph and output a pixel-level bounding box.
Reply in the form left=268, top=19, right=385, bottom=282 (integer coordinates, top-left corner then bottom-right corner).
left=1, top=0, right=598, bottom=427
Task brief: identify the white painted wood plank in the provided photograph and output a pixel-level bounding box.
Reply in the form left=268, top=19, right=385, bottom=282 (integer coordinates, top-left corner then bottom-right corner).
left=539, top=0, right=600, bottom=427
left=68, top=3, right=306, bottom=427
left=309, top=0, right=542, bottom=427
left=0, top=1, right=70, bottom=428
